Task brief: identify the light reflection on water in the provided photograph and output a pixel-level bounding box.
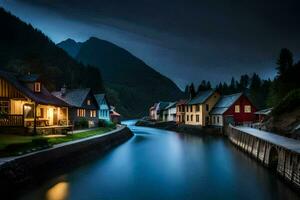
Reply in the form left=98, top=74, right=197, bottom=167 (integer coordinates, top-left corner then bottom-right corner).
left=46, top=182, right=69, bottom=200
left=21, top=120, right=300, bottom=200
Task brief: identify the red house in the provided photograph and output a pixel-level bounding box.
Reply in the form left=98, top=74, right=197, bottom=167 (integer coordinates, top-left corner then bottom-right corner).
left=210, top=93, right=257, bottom=127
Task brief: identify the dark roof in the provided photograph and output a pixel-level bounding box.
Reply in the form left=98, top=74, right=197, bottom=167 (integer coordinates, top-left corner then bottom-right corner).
left=95, top=93, right=110, bottom=108
left=52, top=88, right=91, bottom=107
left=165, top=102, right=177, bottom=110
left=177, top=99, right=188, bottom=105
left=0, top=70, right=69, bottom=107
left=210, top=93, right=242, bottom=115
left=157, top=101, right=171, bottom=112
left=254, top=108, right=273, bottom=115
left=187, top=90, right=215, bottom=105
left=18, top=74, right=40, bottom=82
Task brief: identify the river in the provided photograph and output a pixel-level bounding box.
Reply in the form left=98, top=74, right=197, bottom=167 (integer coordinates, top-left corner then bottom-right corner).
left=21, top=120, right=299, bottom=200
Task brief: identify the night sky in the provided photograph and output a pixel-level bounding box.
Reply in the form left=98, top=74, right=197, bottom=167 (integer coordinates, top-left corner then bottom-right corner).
left=1, top=0, right=300, bottom=89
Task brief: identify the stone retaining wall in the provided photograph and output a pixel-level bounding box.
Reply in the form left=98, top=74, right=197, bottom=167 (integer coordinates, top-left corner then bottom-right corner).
left=226, top=125, right=300, bottom=191
left=0, top=126, right=133, bottom=196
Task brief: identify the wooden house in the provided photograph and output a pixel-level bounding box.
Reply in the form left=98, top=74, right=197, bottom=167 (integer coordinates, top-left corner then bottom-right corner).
left=210, top=93, right=257, bottom=127
left=185, top=90, right=220, bottom=126
left=176, top=99, right=188, bottom=124
left=149, top=102, right=171, bottom=121
left=0, top=70, right=71, bottom=134
left=95, top=94, right=111, bottom=122
left=52, top=87, right=99, bottom=128
left=161, top=102, right=177, bottom=122
left=110, top=106, right=121, bottom=124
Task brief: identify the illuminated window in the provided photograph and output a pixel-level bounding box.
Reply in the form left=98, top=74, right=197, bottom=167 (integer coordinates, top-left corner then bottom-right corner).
left=77, top=109, right=85, bottom=117
left=87, top=99, right=91, bottom=105
left=244, top=105, right=251, bottom=113
left=34, top=82, right=41, bottom=92
left=235, top=105, right=240, bottom=113
left=90, top=110, right=96, bottom=117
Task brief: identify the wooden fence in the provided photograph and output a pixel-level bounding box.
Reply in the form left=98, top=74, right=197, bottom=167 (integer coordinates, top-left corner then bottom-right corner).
left=0, top=114, right=24, bottom=127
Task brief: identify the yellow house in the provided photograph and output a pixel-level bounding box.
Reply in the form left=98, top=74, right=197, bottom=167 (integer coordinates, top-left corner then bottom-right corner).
left=185, top=90, right=220, bottom=126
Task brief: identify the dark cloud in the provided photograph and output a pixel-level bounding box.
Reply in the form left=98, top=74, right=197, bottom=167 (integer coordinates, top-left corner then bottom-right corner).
left=2, top=0, right=300, bottom=88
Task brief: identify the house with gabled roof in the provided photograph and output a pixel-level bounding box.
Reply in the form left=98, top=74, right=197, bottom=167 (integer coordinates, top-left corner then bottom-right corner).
left=0, top=70, right=71, bottom=134
left=161, top=102, right=177, bottom=122
left=149, top=101, right=172, bottom=121
left=185, top=90, right=220, bottom=126
left=95, top=93, right=111, bottom=122
left=210, top=93, right=257, bottom=127
left=52, top=87, right=99, bottom=128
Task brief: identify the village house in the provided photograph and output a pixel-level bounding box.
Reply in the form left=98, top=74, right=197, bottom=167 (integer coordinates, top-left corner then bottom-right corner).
left=161, top=102, right=177, bottom=122
left=0, top=70, right=71, bottom=134
left=149, top=102, right=171, bottom=121
left=176, top=99, right=188, bottom=124
left=210, top=93, right=257, bottom=128
left=110, top=106, right=121, bottom=124
left=185, top=90, right=220, bottom=126
left=52, top=87, right=99, bottom=128
left=255, top=108, right=272, bottom=123
left=95, top=93, right=111, bottom=122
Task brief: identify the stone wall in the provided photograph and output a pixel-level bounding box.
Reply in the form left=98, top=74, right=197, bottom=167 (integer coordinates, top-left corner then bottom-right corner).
left=0, top=126, right=133, bottom=196
left=226, top=125, right=300, bottom=191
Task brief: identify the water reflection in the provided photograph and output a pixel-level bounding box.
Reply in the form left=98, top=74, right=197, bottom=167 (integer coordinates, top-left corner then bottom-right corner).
left=46, top=182, right=69, bottom=200
left=20, top=121, right=300, bottom=200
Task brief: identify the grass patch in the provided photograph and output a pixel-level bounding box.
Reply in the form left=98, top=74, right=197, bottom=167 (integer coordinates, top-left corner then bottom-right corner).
left=0, top=127, right=114, bottom=157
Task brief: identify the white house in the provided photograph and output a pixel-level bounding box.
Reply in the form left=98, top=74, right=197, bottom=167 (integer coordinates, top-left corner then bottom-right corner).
left=161, top=102, right=177, bottom=122
left=95, top=93, right=111, bottom=122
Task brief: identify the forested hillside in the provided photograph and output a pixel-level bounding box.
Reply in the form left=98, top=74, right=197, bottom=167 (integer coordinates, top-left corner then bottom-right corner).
left=0, top=8, right=104, bottom=92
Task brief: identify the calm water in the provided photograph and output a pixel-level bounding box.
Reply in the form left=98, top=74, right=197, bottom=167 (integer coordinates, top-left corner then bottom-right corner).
left=21, top=120, right=299, bottom=200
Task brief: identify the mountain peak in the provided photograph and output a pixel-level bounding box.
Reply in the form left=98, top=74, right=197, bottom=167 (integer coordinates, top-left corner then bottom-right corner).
left=57, top=38, right=81, bottom=58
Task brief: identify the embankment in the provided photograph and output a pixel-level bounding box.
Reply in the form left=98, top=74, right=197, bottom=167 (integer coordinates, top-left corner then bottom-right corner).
left=0, top=126, right=133, bottom=196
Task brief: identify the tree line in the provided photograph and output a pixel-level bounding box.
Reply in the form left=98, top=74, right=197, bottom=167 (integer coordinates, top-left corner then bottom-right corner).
left=184, top=48, right=300, bottom=110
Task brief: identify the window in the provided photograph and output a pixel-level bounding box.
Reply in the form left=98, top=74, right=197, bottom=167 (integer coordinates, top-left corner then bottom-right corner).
left=244, top=105, right=251, bottom=113
left=213, top=116, right=215, bottom=124
left=206, top=104, right=209, bottom=111
left=187, top=115, right=189, bottom=121
left=37, top=108, right=44, bottom=118
left=190, top=106, right=193, bottom=112
left=217, top=116, right=220, bottom=123
left=87, top=99, right=91, bottom=105
left=34, top=82, right=41, bottom=92
left=191, top=115, right=193, bottom=121
left=196, top=105, right=200, bottom=112
left=0, top=101, right=9, bottom=114
left=90, top=110, right=96, bottom=117
left=235, top=105, right=240, bottom=113
left=77, top=109, right=85, bottom=117
left=196, top=115, right=199, bottom=122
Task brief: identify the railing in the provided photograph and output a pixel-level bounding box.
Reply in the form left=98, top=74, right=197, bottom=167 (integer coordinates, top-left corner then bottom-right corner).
left=0, top=114, right=24, bottom=127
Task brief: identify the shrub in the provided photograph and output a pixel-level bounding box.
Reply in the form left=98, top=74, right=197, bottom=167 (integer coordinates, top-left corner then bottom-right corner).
left=75, top=117, right=89, bottom=129
left=98, top=119, right=116, bottom=129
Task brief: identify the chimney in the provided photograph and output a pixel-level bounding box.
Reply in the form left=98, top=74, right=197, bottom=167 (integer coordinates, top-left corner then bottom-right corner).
left=61, top=84, right=67, bottom=96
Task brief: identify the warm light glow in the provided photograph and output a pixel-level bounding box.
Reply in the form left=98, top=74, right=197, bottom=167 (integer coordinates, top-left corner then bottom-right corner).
left=24, top=105, right=32, bottom=110
left=46, top=182, right=69, bottom=200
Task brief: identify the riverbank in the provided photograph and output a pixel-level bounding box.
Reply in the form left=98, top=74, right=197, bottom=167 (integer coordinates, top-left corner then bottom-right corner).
left=135, top=119, right=221, bottom=136
left=0, top=125, right=133, bottom=197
